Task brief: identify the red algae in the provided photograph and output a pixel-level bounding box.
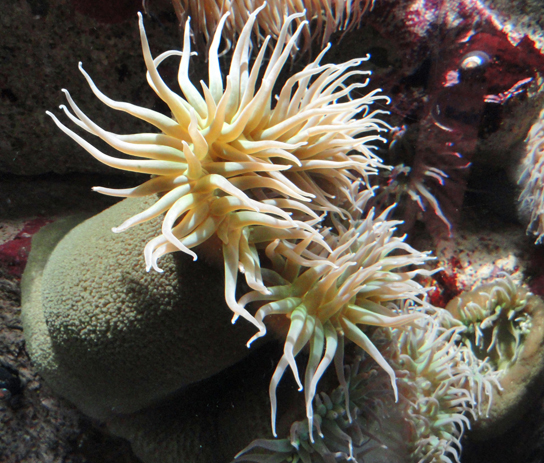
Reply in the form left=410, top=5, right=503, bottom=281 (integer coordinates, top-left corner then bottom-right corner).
left=0, top=218, right=51, bottom=277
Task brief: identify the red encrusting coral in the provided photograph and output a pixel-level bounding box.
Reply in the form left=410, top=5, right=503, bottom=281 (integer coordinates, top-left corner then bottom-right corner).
left=429, top=258, right=463, bottom=308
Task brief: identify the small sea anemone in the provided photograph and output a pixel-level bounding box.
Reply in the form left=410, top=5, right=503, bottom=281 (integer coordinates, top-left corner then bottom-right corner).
left=444, top=275, right=544, bottom=437
left=46, top=5, right=390, bottom=330
left=170, top=0, right=375, bottom=52
left=392, top=308, right=501, bottom=462
left=445, top=275, right=533, bottom=369
left=235, top=350, right=395, bottom=463
left=239, top=186, right=435, bottom=436
left=374, top=126, right=455, bottom=237
left=518, top=106, right=544, bottom=244
left=235, top=307, right=501, bottom=463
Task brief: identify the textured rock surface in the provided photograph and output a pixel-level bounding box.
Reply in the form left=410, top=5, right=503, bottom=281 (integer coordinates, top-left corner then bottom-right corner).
left=0, top=0, right=196, bottom=175
left=434, top=224, right=532, bottom=292
left=21, top=195, right=259, bottom=420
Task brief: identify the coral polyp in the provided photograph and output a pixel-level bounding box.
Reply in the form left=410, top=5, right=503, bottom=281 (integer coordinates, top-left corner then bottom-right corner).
left=46, top=6, right=390, bottom=330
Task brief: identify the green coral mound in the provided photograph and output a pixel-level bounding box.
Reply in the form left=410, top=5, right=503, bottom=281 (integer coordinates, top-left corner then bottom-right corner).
left=21, top=196, right=259, bottom=420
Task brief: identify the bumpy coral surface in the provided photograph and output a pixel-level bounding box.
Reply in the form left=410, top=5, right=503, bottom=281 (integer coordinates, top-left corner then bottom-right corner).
left=21, top=196, right=259, bottom=420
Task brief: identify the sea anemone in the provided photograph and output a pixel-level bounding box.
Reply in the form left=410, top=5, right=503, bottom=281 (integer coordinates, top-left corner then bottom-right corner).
left=235, top=350, right=395, bottom=463
left=443, top=275, right=544, bottom=437
left=46, top=5, right=390, bottom=330
left=375, top=126, right=455, bottom=237
left=239, top=185, right=435, bottom=436
left=392, top=308, right=501, bottom=462
left=445, top=275, right=533, bottom=369
left=235, top=307, right=501, bottom=463
left=169, top=0, right=375, bottom=52
left=518, top=106, right=544, bottom=244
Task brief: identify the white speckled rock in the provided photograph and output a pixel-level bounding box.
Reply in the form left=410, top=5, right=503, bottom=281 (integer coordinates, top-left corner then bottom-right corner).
left=434, top=223, right=531, bottom=292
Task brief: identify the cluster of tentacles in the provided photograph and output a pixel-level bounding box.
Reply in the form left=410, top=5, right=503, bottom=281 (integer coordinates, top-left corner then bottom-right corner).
left=47, top=3, right=435, bottom=429
left=169, top=0, right=375, bottom=52
left=236, top=307, right=502, bottom=463
left=48, top=4, right=393, bottom=333
left=46, top=5, right=511, bottom=463
left=446, top=275, right=534, bottom=370
left=242, top=186, right=435, bottom=435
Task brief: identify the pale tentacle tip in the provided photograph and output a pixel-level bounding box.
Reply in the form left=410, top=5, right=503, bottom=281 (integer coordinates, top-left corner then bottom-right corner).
left=152, top=264, right=164, bottom=273
left=247, top=330, right=266, bottom=347
left=146, top=261, right=164, bottom=274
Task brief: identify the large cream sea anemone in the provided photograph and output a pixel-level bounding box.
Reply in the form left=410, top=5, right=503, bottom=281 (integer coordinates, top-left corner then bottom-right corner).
left=46, top=4, right=390, bottom=332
